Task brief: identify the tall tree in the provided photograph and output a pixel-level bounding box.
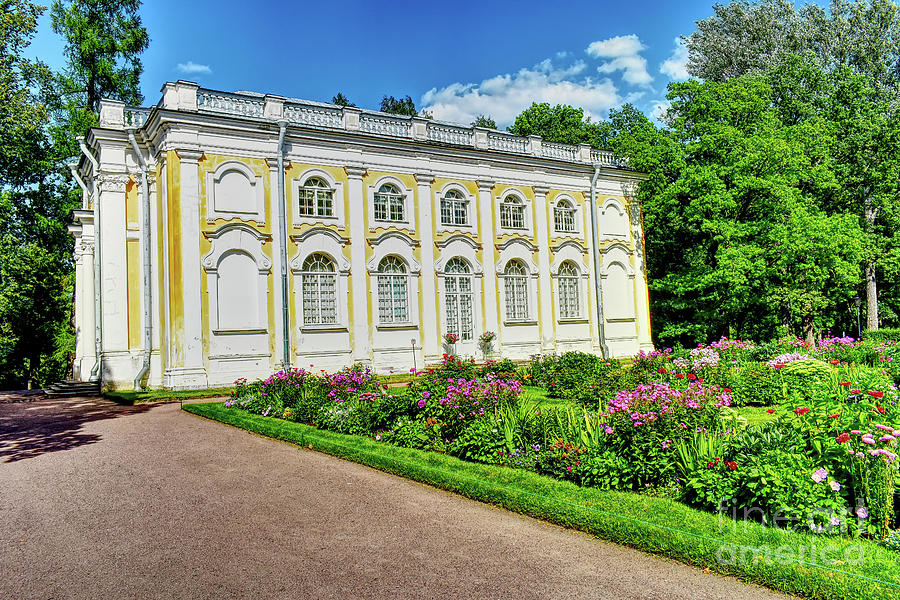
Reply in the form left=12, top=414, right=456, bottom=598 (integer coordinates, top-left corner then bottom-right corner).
left=50, top=0, right=149, bottom=113
left=684, top=0, right=900, bottom=330
left=471, top=114, right=497, bottom=129
left=507, top=102, right=606, bottom=146
left=331, top=92, right=355, bottom=107
left=380, top=95, right=419, bottom=116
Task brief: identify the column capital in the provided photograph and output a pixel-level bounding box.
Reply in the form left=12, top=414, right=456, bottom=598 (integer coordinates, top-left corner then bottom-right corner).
left=345, top=166, right=367, bottom=180
left=532, top=185, right=550, bottom=196
left=97, top=173, right=131, bottom=193
left=476, top=179, right=495, bottom=192
left=414, top=172, right=434, bottom=184
left=266, top=157, right=290, bottom=170
left=175, top=148, right=203, bottom=163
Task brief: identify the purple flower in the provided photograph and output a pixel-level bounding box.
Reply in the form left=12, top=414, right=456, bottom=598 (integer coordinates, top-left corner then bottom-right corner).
left=422, top=391, right=430, bottom=399
left=856, top=507, right=869, bottom=519
left=829, top=480, right=841, bottom=492
left=811, top=467, right=828, bottom=483
left=417, top=399, right=426, bottom=409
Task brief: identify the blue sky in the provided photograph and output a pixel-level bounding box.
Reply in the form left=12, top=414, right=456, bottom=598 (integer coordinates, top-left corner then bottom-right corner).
left=28, top=0, right=762, bottom=127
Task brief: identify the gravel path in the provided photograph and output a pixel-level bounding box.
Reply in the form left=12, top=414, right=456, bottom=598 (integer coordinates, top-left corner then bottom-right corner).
left=0, top=397, right=793, bottom=599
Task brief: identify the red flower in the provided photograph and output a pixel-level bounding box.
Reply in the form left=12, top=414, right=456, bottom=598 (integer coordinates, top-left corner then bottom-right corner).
left=706, top=461, right=715, bottom=468
left=766, top=409, right=776, bottom=413
left=773, top=364, right=786, bottom=369
left=875, top=405, right=886, bottom=414
left=687, top=374, right=697, bottom=380
left=828, top=414, right=841, bottom=419
left=838, top=381, right=851, bottom=387
left=698, top=377, right=704, bottom=383
left=868, top=390, right=884, bottom=399
left=726, top=461, right=737, bottom=471
left=723, top=388, right=732, bottom=393
left=850, top=389, right=861, bottom=394
left=829, top=360, right=840, bottom=365
left=836, top=433, right=851, bottom=444
left=657, top=368, right=667, bottom=374
left=675, top=373, right=685, bottom=379
left=794, top=407, right=810, bottom=416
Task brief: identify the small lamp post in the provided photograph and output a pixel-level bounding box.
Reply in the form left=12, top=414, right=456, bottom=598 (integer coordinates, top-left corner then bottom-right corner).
left=411, top=338, right=417, bottom=372
left=854, top=295, right=862, bottom=339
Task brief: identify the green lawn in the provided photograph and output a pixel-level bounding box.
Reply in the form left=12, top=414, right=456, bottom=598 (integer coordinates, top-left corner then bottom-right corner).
left=104, top=386, right=234, bottom=405
left=184, top=401, right=900, bottom=600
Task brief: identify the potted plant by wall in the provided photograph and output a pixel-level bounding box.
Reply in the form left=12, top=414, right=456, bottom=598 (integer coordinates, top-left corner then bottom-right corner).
left=479, top=331, right=496, bottom=360
left=443, top=332, right=459, bottom=357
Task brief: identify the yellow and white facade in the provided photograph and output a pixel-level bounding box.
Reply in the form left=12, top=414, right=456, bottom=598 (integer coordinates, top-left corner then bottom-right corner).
left=68, top=81, right=653, bottom=390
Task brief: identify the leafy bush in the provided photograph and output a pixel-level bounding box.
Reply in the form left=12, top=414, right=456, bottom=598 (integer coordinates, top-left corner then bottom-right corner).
left=864, top=328, right=900, bottom=344
left=730, top=362, right=781, bottom=406
left=448, top=417, right=507, bottom=464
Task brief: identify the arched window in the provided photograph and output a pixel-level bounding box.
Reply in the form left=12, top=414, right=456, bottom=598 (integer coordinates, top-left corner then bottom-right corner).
left=558, top=260, right=580, bottom=319
left=374, top=183, right=405, bottom=222
left=300, top=253, right=337, bottom=325
left=554, top=199, right=576, bottom=233
left=444, top=257, right=473, bottom=341
left=440, top=189, right=468, bottom=226
left=502, top=259, right=529, bottom=321
left=298, top=177, right=334, bottom=218
left=377, top=255, right=408, bottom=323
left=500, top=194, right=525, bottom=229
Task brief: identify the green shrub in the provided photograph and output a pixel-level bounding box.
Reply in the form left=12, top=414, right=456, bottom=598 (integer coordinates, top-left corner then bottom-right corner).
left=730, top=362, right=780, bottom=406
left=864, top=328, right=900, bottom=343
left=448, top=417, right=507, bottom=464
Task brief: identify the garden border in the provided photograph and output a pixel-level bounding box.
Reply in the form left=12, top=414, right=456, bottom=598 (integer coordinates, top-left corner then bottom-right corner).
left=183, top=401, right=900, bottom=600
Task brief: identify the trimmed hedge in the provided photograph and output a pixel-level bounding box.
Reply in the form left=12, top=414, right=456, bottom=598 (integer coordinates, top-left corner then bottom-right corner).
left=184, top=401, right=900, bottom=600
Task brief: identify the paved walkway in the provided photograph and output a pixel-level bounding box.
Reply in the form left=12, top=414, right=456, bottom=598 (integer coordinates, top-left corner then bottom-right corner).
left=0, top=397, right=792, bottom=599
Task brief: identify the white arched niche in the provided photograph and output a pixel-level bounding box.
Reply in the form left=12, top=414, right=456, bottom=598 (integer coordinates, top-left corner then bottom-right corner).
left=202, top=224, right=271, bottom=332
left=206, top=160, right=266, bottom=223
left=600, top=243, right=636, bottom=321
left=600, top=198, right=629, bottom=240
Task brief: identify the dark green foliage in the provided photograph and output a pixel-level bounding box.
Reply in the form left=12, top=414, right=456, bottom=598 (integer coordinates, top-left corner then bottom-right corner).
left=331, top=92, right=354, bottom=107
left=448, top=417, right=506, bottom=464
left=865, top=328, right=900, bottom=343
left=731, top=362, right=782, bottom=406
left=379, top=95, right=418, bottom=116
left=470, top=114, right=496, bottom=129
left=508, top=102, right=607, bottom=147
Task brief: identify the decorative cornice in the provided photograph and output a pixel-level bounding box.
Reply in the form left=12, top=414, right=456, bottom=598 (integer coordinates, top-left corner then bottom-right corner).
left=435, top=233, right=481, bottom=250
left=496, top=237, right=538, bottom=252
left=290, top=227, right=350, bottom=246
left=367, top=230, right=418, bottom=248
left=551, top=240, right=587, bottom=254
left=203, top=222, right=271, bottom=242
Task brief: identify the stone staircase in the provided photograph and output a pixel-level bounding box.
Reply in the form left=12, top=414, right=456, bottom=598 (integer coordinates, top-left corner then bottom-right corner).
left=44, top=380, right=101, bottom=398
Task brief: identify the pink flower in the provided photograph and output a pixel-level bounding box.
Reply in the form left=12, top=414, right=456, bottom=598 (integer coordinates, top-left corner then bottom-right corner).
left=417, top=399, right=426, bottom=408
left=811, top=467, right=828, bottom=483
left=829, top=480, right=841, bottom=491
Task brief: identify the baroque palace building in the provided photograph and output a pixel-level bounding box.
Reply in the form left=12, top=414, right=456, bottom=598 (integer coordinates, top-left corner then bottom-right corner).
left=68, top=81, right=653, bottom=390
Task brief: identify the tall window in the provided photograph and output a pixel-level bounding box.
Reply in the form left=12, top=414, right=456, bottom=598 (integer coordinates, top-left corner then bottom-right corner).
left=558, top=261, right=580, bottom=319
left=440, top=189, right=468, bottom=226
left=444, top=257, right=474, bottom=341
left=300, top=254, right=337, bottom=325
left=554, top=199, right=576, bottom=233
left=377, top=256, right=408, bottom=323
left=374, top=183, right=405, bottom=222
left=500, top=194, right=525, bottom=229
left=298, top=177, right=334, bottom=218
left=503, top=259, right=529, bottom=321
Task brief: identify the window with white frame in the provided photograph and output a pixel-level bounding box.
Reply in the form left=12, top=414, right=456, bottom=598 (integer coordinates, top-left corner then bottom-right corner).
left=503, top=259, right=529, bottom=321
left=300, top=253, right=337, bottom=325
left=374, top=183, right=405, bottom=222
left=557, top=260, right=580, bottom=319
left=377, top=255, right=409, bottom=323
left=298, top=177, right=334, bottom=218
left=440, top=189, right=468, bottom=226
left=500, top=194, right=526, bottom=229
left=444, top=257, right=474, bottom=341
left=554, top=199, right=577, bottom=233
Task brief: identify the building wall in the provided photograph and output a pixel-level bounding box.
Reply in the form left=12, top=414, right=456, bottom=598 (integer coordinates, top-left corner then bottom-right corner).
left=70, top=83, right=654, bottom=390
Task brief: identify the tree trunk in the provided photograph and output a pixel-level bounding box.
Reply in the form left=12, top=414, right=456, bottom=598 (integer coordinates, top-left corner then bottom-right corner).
left=864, top=196, right=879, bottom=331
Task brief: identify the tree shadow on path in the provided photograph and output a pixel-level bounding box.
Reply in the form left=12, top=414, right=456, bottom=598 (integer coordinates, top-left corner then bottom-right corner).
left=0, top=397, right=153, bottom=463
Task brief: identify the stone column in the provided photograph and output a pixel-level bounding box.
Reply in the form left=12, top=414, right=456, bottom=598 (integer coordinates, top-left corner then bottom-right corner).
left=477, top=179, right=498, bottom=334
left=346, top=166, right=371, bottom=364
left=416, top=172, right=439, bottom=362
left=533, top=185, right=555, bottom=352
left=97, top=173, right=130, bottom=365
left=167, top=149, right=207, bottom=387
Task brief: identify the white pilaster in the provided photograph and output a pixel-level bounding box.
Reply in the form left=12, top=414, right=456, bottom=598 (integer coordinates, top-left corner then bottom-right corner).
left=477, top=179, right=498, bottom=336
left=416, top=172, right=439, bottom=361
left=267, top=157, right=286, bottom=368
left=166, top=149, right=207, bottom=387
left=631, top=200, right=654, bottom=351
left=346, top=166, right=371, bottom=364
left=583, top=187, right=602, bottom=353
left=533, top=185, right=555, bottom=352
left=147, top=170, right=163, bottom=386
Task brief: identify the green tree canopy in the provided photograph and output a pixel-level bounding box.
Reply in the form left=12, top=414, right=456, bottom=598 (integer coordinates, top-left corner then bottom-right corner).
left=507, top=102, right=606, bottom=147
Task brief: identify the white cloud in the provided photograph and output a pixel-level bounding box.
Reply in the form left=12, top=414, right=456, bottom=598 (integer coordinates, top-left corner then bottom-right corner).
left=660, top=38, right=689, bottom=80
left=585, top=34, right=652, bottom=86
left=176, top=61, right=212, bottom=75
left=650, top=100, right=670, bottom=122
left=421, top=59, right=620, bottom=128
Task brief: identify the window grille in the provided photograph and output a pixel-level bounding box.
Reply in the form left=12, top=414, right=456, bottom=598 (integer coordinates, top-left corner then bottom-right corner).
left=503, top=259, right=529, bottom=321
left=440, top=189, right=468, bottom=226
left=300, top=253, right=337, bottom=325
left=558, top=261, right=580, bottom=319
left=554, top=199, right=576, bottom=233
left=377, top=255, right=408, bottom=323
left=374, top=183, right=405, bottom=222
left=298, top=177, right=334, bottom=218
left=500, top=195, right=525, bottom=229
left=443, top=257, right=473, bottom=341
